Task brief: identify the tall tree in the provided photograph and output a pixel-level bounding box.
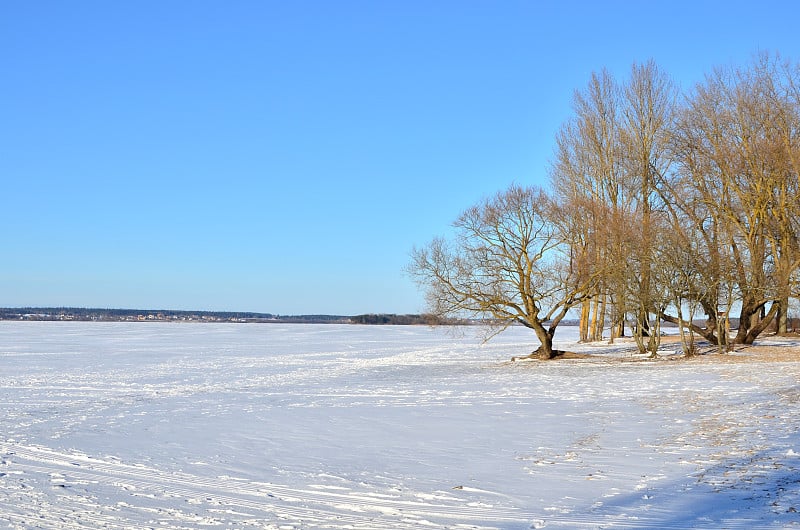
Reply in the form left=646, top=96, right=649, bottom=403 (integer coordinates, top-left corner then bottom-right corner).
left=413, top=54, right=800, bottom=356
left=619, top=60, right=677, bottom=355
left=551, top=69, right=626, bottom=343
left=408, top=185, right=600, bottom=359
left=756, top=55, right=800, bottom=334
left=551, top=62, right=676, bottom=354
left=668, top=53, right=800, bottom=344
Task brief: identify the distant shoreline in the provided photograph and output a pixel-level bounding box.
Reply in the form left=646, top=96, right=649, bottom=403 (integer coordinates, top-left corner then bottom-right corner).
left=0, top=308, right=454, bottom=325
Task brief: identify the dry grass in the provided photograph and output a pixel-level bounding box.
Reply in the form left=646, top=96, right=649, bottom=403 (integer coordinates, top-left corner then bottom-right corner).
left=513, top=333, right=800, bottom=364
left=679, top=334, right=800, bottom=363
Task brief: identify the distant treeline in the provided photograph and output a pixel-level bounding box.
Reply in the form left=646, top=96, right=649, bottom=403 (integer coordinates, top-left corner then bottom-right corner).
left=0, top=308, right=350, bottom=323
left=0, top=308, right=475, bottom=326
left=349, top=314, right=455, bottom=325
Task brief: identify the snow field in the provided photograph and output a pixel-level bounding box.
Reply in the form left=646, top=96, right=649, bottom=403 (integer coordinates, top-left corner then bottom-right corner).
left=0, top=322, right=799, bottom=529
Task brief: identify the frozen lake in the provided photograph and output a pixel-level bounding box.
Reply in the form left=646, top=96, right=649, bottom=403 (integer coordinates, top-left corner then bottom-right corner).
left=1, top=322, right=799, bottom=529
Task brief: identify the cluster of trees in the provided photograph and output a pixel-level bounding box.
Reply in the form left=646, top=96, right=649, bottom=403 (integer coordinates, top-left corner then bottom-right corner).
left=0, top=308, right=354, bottom=323
left=349, top=314, right=445, bottom=325
left=410, top=53, right=800, bottom=359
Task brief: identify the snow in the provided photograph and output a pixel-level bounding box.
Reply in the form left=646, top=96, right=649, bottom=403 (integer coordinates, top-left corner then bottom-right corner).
left=1, top=321, right=799, bottom=529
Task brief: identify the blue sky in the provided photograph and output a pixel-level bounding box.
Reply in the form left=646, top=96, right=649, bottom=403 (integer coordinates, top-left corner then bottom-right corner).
left=2, top=1, right=799, bottom=315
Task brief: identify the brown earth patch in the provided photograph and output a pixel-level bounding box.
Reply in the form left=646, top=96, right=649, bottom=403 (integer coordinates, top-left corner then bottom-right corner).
left=684, top=344, right=800, bottom=363
left=511, top=349, right=593, bottom=361
left=671, top=335, right=800, bottom=363
left=510, top=334, right=800, bottom=364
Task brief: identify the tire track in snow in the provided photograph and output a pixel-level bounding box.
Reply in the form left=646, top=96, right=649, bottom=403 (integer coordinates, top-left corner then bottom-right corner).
left=1, top=442, right=535, bottom=529
left=7, top=444, right=779, bottom=529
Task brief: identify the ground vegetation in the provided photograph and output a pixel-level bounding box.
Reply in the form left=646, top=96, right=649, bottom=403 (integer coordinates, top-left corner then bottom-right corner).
left=410, top=52, right=800, bottom=358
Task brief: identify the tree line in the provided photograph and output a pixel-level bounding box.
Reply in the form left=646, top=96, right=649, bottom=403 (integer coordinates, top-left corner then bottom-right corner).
left=410, top=52, right=800, bottom=359
left=0, top=308, right=351, bottom=323
left=349, top=314, right=446, bottom=325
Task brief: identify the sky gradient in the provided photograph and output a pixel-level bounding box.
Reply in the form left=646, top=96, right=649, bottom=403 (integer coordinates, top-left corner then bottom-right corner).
left=3, top=1, right=800, bottom=315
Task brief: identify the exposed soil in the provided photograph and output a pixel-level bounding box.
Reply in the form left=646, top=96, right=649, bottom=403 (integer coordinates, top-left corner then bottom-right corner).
left=633, top=333, right=800, bottom=363
left=686, top=342, right=800, bottom=363
left=511, top=348, right=593, bottom=361
left=513, top=333, right=800, bottom=364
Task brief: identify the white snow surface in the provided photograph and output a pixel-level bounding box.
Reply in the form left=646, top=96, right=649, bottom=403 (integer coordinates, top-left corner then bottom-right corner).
left=1, top=322, right=800, bottom=529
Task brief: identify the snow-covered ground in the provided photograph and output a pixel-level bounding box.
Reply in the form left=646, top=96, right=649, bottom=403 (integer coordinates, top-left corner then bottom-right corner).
left=1, top=322, right=799, bottom=529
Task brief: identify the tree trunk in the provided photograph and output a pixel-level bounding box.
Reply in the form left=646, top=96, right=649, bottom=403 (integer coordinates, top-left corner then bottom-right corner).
left=588, top=297, right=599, bottom=342
left=538, top=334, right=556, bottom=359
left=579, top=299, right=590, bottom=342
left=646, top=315, right=661, bottom=358
left=742, top=302, right=780, bottom=344
left=597, top=296, right=606, bottom=341
left=608, top=317, right=624, bottom=344
left=777, top=296, right=789, bottom=335
left=528, top=322, right=557, bottom=359
left=675, top=302, right=698, bottom=357
left=660, top=311, right=719, bottom=344
left=734, top=299, right=771, bottom=344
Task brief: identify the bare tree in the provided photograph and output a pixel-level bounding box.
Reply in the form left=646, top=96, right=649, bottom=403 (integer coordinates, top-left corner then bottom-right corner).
left=413, top=54, right=800, bottom=359
left=757, top=55, right=800, bottom=334
left=667, top=52, right=800, bottom=345
left=408, top=185, right=600, bottom=359
left=551, top=62, right=677, bottom=355
left=618, top=60, right=677, bottom=355
left=551, top=69, right=625, bottom=343
left=654, top=158, right=738, bottom=350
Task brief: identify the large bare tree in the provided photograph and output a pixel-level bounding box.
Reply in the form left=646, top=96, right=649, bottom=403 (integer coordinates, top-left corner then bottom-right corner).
left=551, top=62, right=676, bottom=354
left=668, top=53, right=800, bottom=344
left=412, top=54, right=800, bottom=358
left=618, top=60, right=677, bottom=355
left=408, top=185, right=600, bottom=359
left=551, top=69, right=626, bottom=343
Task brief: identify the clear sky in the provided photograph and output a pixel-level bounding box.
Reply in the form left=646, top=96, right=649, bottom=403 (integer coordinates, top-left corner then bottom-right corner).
left=2, top=1, right=800, bottom=315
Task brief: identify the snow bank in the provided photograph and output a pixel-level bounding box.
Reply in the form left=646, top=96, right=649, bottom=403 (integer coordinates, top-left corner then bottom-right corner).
left=0, top=322, right=798, bottom=529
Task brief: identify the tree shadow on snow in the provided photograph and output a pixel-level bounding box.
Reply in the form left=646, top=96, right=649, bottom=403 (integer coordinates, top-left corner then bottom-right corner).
left=574, top=439, right=800, bottom=529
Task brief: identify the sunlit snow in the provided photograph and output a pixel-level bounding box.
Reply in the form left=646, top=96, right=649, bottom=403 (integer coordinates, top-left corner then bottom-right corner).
left=1, top=322, right=799, bottom=529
